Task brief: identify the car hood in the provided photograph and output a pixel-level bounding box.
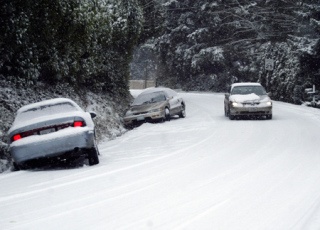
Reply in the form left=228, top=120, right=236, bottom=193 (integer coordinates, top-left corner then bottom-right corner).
left=129, top=101, right=166, bottom=113
left=230, top=94, right=270, bottom=103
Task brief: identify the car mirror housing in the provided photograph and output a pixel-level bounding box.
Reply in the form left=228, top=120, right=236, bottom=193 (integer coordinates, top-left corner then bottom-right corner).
left=89, top=111, right=97, bottom=119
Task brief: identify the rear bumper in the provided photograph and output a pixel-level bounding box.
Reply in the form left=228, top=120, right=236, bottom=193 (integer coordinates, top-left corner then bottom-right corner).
left=9, top=127, right=95, bottom=164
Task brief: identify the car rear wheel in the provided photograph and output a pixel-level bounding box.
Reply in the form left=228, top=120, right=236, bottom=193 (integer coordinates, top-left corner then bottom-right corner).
left=88, top=147, right=99, bottom=165
left=13, top=161, right=28, bottom=170
left=266, top=114, right=272, bottom=120
left=88, top=139, right=99, bottom=166
left=13, top=162, right=21, bottom=171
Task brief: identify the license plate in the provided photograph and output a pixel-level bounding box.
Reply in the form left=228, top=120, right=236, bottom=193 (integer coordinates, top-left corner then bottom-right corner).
left=248, top=107, right=257, bottom=112
left=40, top=128, right=55, bottom=135
left=137, top=116, right=145, bottom=121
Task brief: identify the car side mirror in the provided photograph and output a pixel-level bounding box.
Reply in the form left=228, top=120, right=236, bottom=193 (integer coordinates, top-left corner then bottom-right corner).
left=267, top=92, right=272, bottom=97
left=89, top=111, right=97, bottom=119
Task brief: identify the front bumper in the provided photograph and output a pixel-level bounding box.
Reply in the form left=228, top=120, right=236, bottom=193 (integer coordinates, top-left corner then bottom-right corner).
left=124, top=110, right=165, bottom=125
left=230, top=105, right=272, bottom=116
left=10, top=127, right=95, bottom=164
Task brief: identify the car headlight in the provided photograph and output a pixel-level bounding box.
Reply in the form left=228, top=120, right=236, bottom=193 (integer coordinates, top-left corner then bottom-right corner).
left=149, top=108, right=161, bottom=113
left=263, top=101, right=272, bottom=106
left=232, top=102, right=241, bottom=107
left=266, top=101, right=272, bottom=106
left=125, top=110, right=133, bottom=116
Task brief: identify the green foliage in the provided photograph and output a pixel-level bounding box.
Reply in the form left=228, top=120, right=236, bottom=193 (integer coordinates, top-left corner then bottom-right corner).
left=0, top=0, right=144, bottom=97
left=137, top=0, right=165, bottom=44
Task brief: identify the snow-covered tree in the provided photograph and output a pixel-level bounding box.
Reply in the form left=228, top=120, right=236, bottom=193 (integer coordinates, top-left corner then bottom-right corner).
left=138, top=0, right=320, bottom=102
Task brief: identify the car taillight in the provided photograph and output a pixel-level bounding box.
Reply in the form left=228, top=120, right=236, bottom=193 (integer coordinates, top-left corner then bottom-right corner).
left=12, top=134, right=22, bottom=142
left=73, top=121, right=85, bottom=127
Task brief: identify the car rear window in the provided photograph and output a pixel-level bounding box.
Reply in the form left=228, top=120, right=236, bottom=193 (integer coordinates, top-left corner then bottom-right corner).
left=15, top=102, right=79, bottom=123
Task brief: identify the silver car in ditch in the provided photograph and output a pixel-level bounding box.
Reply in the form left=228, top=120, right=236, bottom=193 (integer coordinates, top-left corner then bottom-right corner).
left=8, top=98, right=99, bottom=169
left=124, top=87, right=186, bottom=126
left=224, top=83, right=273, bottom=120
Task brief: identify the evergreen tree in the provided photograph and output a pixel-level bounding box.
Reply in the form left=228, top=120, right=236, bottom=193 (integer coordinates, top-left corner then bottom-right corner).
left=140, top=0, right=320, bottom=103
left=0, top=0, right=144, bottom=97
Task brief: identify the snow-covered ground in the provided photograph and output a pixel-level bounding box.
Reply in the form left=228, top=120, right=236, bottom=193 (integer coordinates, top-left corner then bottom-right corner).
left=1, top=91, right=320, bottom=230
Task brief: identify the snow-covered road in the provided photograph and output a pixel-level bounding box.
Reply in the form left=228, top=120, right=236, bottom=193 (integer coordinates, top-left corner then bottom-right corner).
left=1, top=91, right=320, bottom=230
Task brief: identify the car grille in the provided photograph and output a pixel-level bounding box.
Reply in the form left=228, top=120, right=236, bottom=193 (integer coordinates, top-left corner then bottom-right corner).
left=133, top=111, right=148, bottom=115
left=243, top=102, right=260, bottom=106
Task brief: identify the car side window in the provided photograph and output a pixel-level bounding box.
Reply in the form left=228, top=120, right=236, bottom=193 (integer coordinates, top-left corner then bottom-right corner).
left=153, top=93, right=166, bottom=102
left=231, top=87, right=241, bottom=95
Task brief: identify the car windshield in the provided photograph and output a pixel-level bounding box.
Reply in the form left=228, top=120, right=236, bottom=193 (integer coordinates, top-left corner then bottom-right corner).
left=231, top=86, right=266, bottom=96
left=132, top=91, right=166, bottom=106
left=15, top=102, right=79, bottom=123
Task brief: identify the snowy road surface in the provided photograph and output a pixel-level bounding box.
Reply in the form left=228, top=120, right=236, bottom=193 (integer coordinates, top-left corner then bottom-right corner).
left=1, top=91, right=320, bottom=230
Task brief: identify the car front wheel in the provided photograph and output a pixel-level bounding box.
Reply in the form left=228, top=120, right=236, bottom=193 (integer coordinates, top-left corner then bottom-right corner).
left=179, top=104, right=186, bottom=118
left=164, top=107, right=171, bottom=121
left=228, top=109, right=235, bottom=120
left=226, top=106, right=235, bottom=120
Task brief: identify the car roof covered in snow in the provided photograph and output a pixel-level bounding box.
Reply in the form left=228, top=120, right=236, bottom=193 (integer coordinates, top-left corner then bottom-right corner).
left=17, top=98, right=82, bottom=114
left=139, top=87, right=177, bottom=96
left=9, top=98, right=90, bottom=135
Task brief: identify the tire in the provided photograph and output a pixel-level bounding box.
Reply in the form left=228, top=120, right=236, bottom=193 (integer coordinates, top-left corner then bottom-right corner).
left=88, top=147, right=99, bottom=166
left=229, top=113, right=235, bottom=120
left=266, top=114, right=272, bottom=120
left=13, top=162, right=21, bottom=171
left=179, top=104, right=186, bottom=118
left=94, top=138, right=100, bottom=156
left=227, top=107, right=235, bottom=120
left=165, top=107, right=171, bottom=121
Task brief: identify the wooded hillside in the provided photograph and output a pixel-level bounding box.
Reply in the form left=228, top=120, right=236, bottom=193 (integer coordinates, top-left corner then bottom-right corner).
left=132, top=0, right=320, bottom=104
